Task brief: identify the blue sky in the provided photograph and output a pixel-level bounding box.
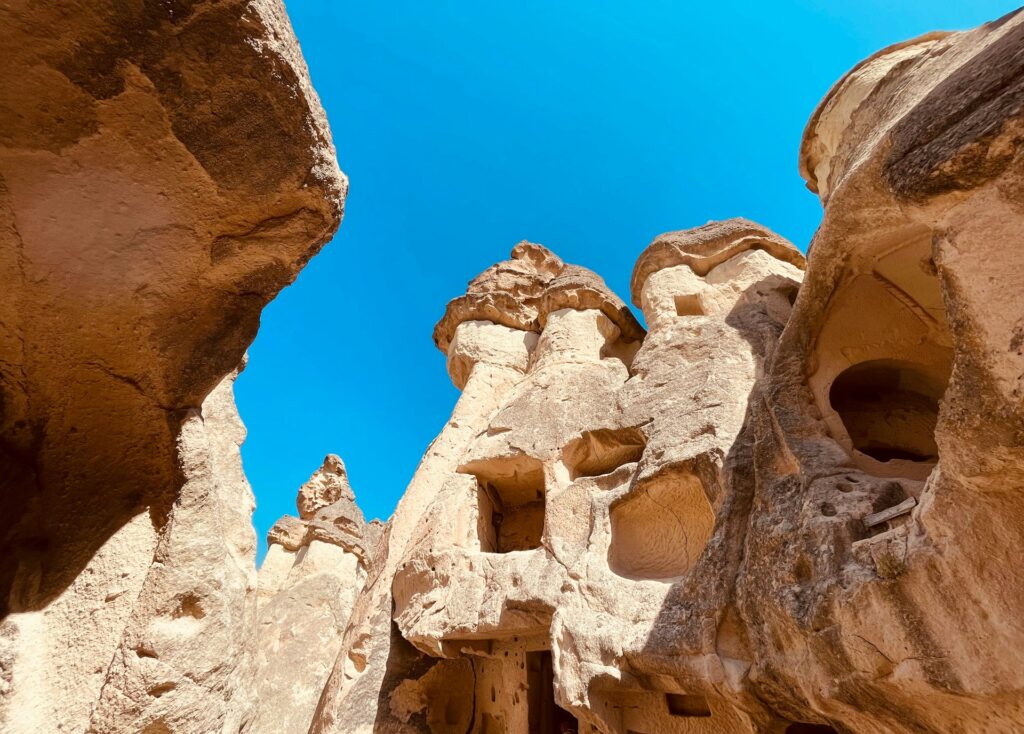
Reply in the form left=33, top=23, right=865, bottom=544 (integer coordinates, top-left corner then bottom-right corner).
left=238, top=1, right=1020, bottom=560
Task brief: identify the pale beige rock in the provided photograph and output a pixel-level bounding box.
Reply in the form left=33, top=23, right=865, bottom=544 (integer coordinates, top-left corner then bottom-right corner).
left=7, top=7, right=1024, bottom=734
left=309, top=236, right=797, bottom=733
left=298, top=455, right=356, bottom=520
left=312, top=318, right=539, bottom=734
left=314, top=15, right=1024, bottom=731
left=85, top=365, right=258, bottom=734
left=251, top=455, right=373, bottom=734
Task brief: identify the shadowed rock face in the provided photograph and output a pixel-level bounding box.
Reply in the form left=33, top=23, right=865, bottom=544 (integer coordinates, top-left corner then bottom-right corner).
left=0, top=1, right=345, bottom=731
left=0, top=0, right=345, bottom=616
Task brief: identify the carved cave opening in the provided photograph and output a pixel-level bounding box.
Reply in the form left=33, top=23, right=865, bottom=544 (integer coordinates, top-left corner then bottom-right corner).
left=674, top=293, right=705, bottom=317
left=809, top=228, right=953, bottom=479
left=665, top=693, right=711, bottom=717
left=457, top=646, right=577, bottom=733
left=527, top=651, right=578, bottom=734
left=467, top=456, right=546, bottom=553
left=829, top=359, right=943, bottom=463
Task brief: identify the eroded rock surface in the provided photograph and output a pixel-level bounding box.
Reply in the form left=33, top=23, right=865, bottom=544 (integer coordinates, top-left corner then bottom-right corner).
left=252, top=456, right=378, bottom=734
left=0, top=1, right=345, bottom=731
left=5, top=6, right=1024, bottom=734
left=310, top=11, right=1024, bottom=734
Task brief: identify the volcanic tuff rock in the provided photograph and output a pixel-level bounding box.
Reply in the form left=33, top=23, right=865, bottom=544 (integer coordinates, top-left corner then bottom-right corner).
left=4, top=5, right=1024, bottom=734
left=253, top=456, right=378, bottom=734
left=0, top=0, right=344, bottom=731
left=307, top=11, right=1024, bottom=734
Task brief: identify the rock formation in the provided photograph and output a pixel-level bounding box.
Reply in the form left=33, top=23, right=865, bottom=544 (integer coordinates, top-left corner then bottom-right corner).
left=0, top=1, right=345, bottom=731
left=4, top=4, right=1024, bottom=734
left=253, top=456, right=380, bottom=734
left=310, top=227, right=805, bottom=734
left=306, top=11, right=1024, bottom=734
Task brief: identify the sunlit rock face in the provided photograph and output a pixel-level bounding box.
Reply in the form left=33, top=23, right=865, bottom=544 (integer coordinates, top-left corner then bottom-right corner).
left=312, top=11, right=1024, bottom=734
left=0, top=1, right=344, bottom=731
left=310, top=231, right=804, bottom=734
left=4, top=5, right=1024, bottom=734
left=252, top=456, right=381, bottom=734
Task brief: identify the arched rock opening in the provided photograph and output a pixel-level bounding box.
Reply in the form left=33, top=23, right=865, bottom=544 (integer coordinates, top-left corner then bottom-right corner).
left=829, top=359, right=943, bottom=463
left=808, top=227, right=953, bottom=480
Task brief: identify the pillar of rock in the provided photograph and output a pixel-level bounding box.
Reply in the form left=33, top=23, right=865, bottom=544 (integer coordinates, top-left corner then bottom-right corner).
left=250, top=456, right=379, bottom=734
left=732, top=12, right=1024, bottom=731
left=310, top=244, right=555, bottom=733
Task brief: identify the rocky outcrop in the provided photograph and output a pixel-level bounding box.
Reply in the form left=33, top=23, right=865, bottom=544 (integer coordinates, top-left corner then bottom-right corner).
left=310, top=11, right=1024, bottom=734
left=736, top=12, right=1024, bottom=731
left=252, top=456, right=378, bottom=734
left=309, top=230, right=803, bottom=734
left=5, top=5, right=1024, bottom=734
left=0, top=1, right=345, bottom=732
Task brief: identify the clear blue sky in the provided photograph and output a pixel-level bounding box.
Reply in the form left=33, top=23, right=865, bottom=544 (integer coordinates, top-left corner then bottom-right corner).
left=238, top=1, right=1019, bottom=560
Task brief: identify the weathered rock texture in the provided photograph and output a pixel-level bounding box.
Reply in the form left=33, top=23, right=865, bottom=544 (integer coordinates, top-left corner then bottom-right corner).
left=5, top=6, right=1024, bottom=734
left=0, top=1, right=345, bottom=731
left=308, top=11, right=1024, bottom=734
left=253, top=456, right=379, bottom=734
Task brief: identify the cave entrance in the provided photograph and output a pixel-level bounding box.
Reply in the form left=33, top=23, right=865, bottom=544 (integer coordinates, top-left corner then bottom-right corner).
left=463, top=455, right=546, bottom=553
left=806, top=227, right=953, bottom=479
left=829, top=359, right=943, bottom=464
left=527, top=651, right=577, bottom=734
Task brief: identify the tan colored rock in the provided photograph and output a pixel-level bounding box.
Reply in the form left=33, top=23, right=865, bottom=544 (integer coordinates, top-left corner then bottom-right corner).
left=0, top=1, right=344, bottom=731
left=6, top=6, right=1024, bottom=734
left=251, top=456, right=374, bottom=734
left=311, top=236, right=798, bottom=733
left=86, top=365, right=258, bottom=734
left=732, top=12, right=1024, bottom=731
left=433, top=241, right=644, bottom=354
left=298, top=454, right=357, bottom=519
left=313, top=13, right=1024, bottom=733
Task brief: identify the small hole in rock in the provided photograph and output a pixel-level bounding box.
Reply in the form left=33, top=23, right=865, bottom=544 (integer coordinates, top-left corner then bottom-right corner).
left=666, top=693, right=711, bottom=717
left=674, top=293, right=705, bottom=317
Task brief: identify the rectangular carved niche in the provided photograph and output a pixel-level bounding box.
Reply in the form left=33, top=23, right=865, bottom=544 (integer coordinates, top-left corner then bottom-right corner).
left=463, top=455, right=546, bottom=553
